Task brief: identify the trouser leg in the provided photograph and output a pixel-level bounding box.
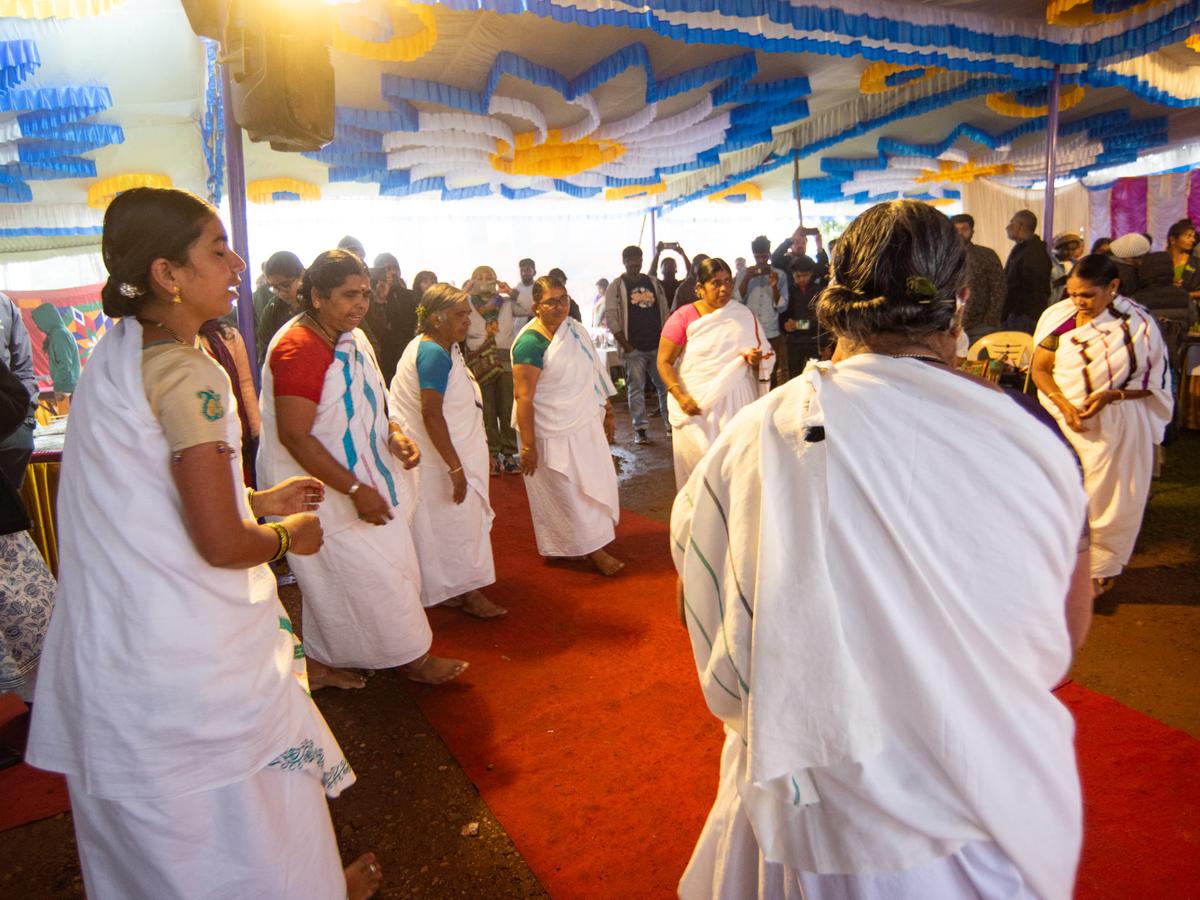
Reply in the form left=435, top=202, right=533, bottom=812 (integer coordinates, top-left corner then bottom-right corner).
left=481, top=378, right=501, bottom=455
left=625, top=351, right=648, bottom=428
left=495, top=351, right=517, bottom=457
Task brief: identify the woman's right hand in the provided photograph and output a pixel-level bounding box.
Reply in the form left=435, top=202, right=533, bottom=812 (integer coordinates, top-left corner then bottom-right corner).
left=352, top=484, right=394, bottom=525
left=519, top=445, right=538, bottom=477
left=677, top=392, right=702, bottom=416
left=281, top=513, right=324, bottom=555
left=1052, top=395, right=1085, bottom=432
left=449, top=467, right=468, bottom=504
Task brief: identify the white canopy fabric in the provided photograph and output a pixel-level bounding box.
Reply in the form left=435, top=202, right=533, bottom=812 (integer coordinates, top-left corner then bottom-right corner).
left=0, top=0, right=1197, bottom=254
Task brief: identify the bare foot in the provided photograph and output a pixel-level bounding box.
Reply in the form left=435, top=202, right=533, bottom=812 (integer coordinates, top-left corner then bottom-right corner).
left=459, top=589, right=507, bottom=619
left=344, top=852, right=382, bottom=900
left=404, top=653, right=469, bottom=685
left=307, top=659, right=367, bottom=691
left=588, top=548, right=625, bottom=576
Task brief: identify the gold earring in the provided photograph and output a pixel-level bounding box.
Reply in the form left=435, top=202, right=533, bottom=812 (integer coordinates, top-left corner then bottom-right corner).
left=172, top=286, right=182, bottom=304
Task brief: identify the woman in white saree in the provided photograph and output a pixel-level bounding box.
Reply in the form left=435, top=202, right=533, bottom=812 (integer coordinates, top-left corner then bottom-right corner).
left=26, top=188, right=382, bottom=899
left=673, top=200, right=1094, bottom=900
left=259, top=250, right=467, bottom=685
left=389, top=283, right=505, bottom=618
left=656, top=257, right=766, bottom=490
left=1032, top=253, right=1172, bottom=596
left=512, top=276, right=623, bottom=576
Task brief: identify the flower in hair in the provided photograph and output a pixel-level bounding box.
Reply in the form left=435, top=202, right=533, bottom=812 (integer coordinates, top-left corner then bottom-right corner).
left=414, top=304, right=427, bottom=324
left=118, top=282, right=143, bottom=299
left=905, top=276, right=938, bottom=304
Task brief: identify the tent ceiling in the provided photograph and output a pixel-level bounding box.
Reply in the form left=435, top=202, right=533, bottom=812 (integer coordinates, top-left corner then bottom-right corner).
left=0, top=0, right=1198, bottom=250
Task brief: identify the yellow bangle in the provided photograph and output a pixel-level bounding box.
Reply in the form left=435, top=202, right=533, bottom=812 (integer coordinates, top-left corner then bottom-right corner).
left=266, top=522, right=291, bottom=563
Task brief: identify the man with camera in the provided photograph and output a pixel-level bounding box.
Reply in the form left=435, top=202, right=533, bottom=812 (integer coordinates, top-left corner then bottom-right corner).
left=735, top=235, right=788, bottom=388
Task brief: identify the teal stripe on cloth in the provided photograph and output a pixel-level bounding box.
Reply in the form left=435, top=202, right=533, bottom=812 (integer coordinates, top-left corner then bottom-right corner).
left=701, top=477, right=753, bottom=619
left=689, top=535, right=749, bottom=694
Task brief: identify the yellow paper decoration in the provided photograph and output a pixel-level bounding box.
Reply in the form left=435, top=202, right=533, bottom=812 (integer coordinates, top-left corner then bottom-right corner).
left=1187, top=33, right=1200, bottom=53
left=0, top=0, right=122, bottom=17
left=247, top=178, right=321, bottom=204
left=86, top=173, right=172, bottom=210
left=491, top=131, right=625, bottom=178
left=985, top=85, right=1085, bottom=118
left=708, top=182, right=762, bottom=203
left=859, top=62, right=945, bottom=94
left=1045, top=0, right=1168, bottom=26
left=914, top=160, right=1015, bottom=185
left=332, top=1, right=437, bottom=63
left=604, top=182, right=666, bottom=202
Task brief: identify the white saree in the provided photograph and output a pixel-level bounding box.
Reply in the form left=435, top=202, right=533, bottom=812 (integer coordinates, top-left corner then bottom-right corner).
left=258, top=322, right=431, bottom=668
left=389, top=337, right=495, bottom=606
left=672, top=356, right=1087, bottom=900
left=514, top=317, right=619, bottom=557
left=1034, top=296, right=1172, bottom=579
left=667, top=302, right=763, bottom=489
left=26, top=318, right=351, bottom=899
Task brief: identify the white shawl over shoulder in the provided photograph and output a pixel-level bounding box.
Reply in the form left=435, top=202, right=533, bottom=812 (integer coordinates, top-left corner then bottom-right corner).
left=27, top=319, right=325, bottom=801
left=672, top=355, right=1087, bottom=900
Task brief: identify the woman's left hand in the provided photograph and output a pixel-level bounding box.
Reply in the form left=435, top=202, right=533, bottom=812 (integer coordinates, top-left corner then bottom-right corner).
left=1080, top=389, right=1120, bottom=419
left=253, top=476, right=325, bottom=517
left=743, top=347, right=764, bottom=367
left=389, top=432, right=421, bottom=469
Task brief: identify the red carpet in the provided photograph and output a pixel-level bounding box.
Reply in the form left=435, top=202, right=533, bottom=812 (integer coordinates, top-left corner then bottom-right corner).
left=1057, top=682, right=1200, bottom=898
left=414, top=476, right=1200, bottom=899
left=0, top=693, right=69, bottom=833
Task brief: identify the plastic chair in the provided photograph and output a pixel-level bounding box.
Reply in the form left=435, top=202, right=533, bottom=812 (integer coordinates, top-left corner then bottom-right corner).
left=968, top=331, right=1034, bottom=391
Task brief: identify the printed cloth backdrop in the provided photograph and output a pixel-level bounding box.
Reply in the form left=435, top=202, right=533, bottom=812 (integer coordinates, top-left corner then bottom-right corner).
left=9, top=284, right=107, bottom=393
left=1088, top=170, right=1200, bottom=251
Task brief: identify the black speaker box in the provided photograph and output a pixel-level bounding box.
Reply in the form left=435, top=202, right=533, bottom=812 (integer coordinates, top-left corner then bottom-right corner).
left=182, top=0, right=335, bottom=153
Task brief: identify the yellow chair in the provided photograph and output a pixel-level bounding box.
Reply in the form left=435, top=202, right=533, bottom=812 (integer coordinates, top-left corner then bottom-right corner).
left=967, top=331, right=1034, bottom=391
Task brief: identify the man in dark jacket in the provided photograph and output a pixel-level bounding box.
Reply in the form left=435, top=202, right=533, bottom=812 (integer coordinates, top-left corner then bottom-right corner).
left=779, top=257, right=823, bottom=382
left=1002, top=209, right=1052, bottom=334
left=950, top=213, right=1007, bottom=342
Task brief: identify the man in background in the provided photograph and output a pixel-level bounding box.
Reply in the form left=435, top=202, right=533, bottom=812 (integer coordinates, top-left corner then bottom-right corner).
left=1002, top=210, right=1051, bottom=334
left=512, top=258, right=536, bottom=330
left=255, top=251, right=305, bottom=366
left=950, top=213, right=1006, bottom=343
left=0, top=291, right=37, bottom=488
left=736, top=235, right=789, bottom=388
left=604, top=246, right=669, bottom=445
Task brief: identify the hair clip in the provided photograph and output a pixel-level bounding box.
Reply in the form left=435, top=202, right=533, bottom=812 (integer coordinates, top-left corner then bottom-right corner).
left=906, top=276, right=938, bottom=304
left=118, top=282, right=143, bottom=299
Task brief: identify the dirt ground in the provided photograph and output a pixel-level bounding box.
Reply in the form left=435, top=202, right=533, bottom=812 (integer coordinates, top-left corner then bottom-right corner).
left=4, top=393, right=1198, bottom=899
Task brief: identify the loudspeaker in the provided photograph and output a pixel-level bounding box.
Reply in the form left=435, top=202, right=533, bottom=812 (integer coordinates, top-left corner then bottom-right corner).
left=181, top=0, right=335, bottom=153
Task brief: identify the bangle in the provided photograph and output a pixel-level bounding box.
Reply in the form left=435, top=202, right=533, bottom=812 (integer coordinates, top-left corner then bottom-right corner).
left=347, top=481, right=362, bottom=497
left=266, top=522, right=291, bottom=563
left=448, top=465, right=463, bottom=475
left=1116, top=389, right=1126, bottom=401
left=246, top=487, right=256, bottom=513
left=520, top=446, right=534, bottom=455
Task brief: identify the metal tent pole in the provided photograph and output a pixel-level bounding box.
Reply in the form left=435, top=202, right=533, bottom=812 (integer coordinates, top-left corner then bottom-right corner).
left=221, top=64, right=257, bottom=386
left=1042, top=65, right=1062, bottom=253
left=793, top=149, right=803, bottom=226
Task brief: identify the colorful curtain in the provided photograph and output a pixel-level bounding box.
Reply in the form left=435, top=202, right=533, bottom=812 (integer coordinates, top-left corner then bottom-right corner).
left=9, top=283, right=107, bottom=391
left=1096, top=169, right=1200, bottom=248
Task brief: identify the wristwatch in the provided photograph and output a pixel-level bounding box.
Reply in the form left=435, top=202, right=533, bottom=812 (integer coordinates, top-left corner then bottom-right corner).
left=347, top=482, right=362, bottom=497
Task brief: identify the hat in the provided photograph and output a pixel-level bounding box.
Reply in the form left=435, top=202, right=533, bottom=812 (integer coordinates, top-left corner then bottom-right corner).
left=1052, top=231, right=1082, bottom=250
left=1109, top=233, right=1151, bottom=259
